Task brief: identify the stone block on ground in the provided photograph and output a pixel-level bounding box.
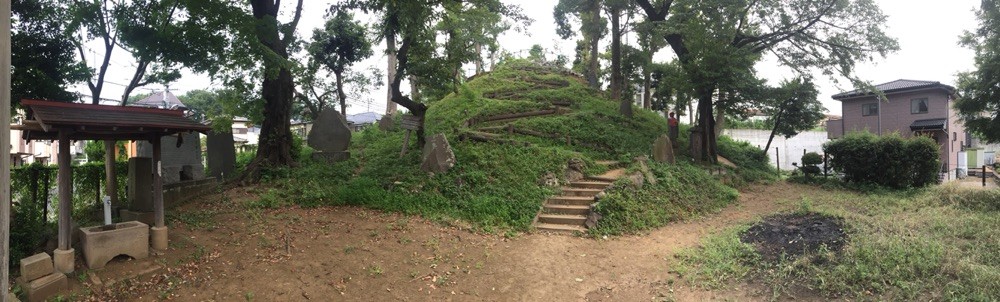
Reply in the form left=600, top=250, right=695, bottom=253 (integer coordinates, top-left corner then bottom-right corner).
left=652, top=134, right=675, bottom=164
left=18, top=272, right=67, bottom=302
left=19, top=253, right=54, bottom=282
left=307, top=108, right=352, bottom=152
left=635, top=156, right=658, bottom=185
left=421, top=134, right=456, bottom=173
left=564, top=158, right=586, bottom=182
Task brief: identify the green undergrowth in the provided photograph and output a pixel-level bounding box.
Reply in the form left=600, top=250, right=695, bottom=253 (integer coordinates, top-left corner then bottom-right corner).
left=589, top=160, right=740, bottom=236
left=254, top=60, right=773, bottom=234
left=675, top=183, right=1000, bottom=301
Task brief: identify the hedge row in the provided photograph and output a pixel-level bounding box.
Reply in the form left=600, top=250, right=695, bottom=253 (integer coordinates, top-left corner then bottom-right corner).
left=823, top=132, right=940, bottom=188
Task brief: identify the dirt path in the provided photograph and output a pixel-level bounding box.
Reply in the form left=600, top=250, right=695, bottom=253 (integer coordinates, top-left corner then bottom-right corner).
left=76, top=182, right=816, bottom=301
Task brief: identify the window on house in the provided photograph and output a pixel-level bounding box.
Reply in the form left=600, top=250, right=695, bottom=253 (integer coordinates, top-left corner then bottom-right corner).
left=862, top=103, right=878, bottom=116
left=911, top=98, right=929, bottom=114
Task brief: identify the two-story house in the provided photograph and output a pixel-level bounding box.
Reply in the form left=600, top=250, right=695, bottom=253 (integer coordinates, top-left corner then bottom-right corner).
left=827, top=79, right=964, bottom=180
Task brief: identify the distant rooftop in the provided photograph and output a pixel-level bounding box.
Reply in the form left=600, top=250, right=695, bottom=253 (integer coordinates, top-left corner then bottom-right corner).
left=832, top=79, right=955, bottom=100
left=347, top=112, right=383, bottom=125
left=131, top=90, right=186, bottom=109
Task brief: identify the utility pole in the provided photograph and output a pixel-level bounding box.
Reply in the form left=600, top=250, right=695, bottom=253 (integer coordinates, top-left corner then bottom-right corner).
left=1, top=0, right=13, bottom=299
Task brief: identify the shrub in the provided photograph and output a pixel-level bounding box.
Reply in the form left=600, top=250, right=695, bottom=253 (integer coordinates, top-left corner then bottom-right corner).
left=823, top=132, right=940, bottom=188
left=801, top=152, right=822, bottom=177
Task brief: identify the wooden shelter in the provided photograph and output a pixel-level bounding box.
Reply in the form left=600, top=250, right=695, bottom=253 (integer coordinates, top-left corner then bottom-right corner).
left=12, top=99, right=210, bottom=273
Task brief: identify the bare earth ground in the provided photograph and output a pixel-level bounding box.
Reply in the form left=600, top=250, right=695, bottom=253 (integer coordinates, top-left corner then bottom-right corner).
left=70, top=182, right=823, bottom=301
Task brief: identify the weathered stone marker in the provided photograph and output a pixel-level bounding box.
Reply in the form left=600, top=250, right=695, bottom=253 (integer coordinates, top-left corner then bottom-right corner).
left=421, top=134, right=456, bottom=173
left=652, top=134, right=675, bottom=164
left=307, top=108, right=352, bottom=163
left=206, top=131, right=236, bottom=180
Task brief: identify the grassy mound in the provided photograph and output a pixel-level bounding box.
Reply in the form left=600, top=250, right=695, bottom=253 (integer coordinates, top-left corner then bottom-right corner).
left=256, top=60, right=770, bottom=234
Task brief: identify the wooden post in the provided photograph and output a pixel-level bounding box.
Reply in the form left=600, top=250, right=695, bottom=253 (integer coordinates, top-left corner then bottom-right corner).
left=400, top=130, right=411, bottom=157
left=53, top=129, right=75, bottom=273
left=57, top=130, right=72, bottom=250
left=1, top=0, right=12, bottom=296
left=104, top=140, right=118, bottom=209
left=775, top=147, right=780, bottom=172
left=152, top=137, right=164, bottom=228
left=984, top=165, right=987, bottom=187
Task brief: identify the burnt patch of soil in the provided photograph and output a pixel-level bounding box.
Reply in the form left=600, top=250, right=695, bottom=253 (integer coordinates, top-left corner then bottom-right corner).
left=740, top=212, right=846, bottom=261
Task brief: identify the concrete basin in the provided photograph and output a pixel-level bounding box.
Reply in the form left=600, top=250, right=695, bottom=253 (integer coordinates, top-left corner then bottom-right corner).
left=79, top=221, right=150, bottom=269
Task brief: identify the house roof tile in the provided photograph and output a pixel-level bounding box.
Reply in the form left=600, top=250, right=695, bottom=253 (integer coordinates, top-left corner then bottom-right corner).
left=832, top=79, right=955, bottom=100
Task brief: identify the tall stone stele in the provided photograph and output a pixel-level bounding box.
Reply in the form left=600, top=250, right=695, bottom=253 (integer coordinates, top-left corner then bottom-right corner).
left=421, top=134, right=456, bottom=174
left=652, top=134, right=676, bottom=164
left=307, top=108, right=352, bottom=163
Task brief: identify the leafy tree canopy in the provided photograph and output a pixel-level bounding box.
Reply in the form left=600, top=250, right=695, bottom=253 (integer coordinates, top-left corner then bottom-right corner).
left=11, top=0, right=89, bottom=107
left=957, top=0, right=1000, bottom=143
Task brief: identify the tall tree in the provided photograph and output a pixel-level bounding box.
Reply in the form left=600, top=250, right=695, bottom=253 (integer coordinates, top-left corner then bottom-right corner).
left=957, top=0, right=1000, bottom=143
left=239, top=0, right=304, bottom=180
left=309, top=10, right=374, bottom=117
left=759, top=78, right=825, bottom=153
left=10, top=0, right=88, bottom=107
left=555, top=0, right=606, bottom=89
left=338, top=0, right=527, bottom=145
left=67, top=0, right=181, bottom=105
left=634, top=0, right=897, bottom=162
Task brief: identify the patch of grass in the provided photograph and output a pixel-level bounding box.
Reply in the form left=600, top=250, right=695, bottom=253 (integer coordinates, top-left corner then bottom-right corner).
left=676, top=183, right=1000, bottom=300
left=674, top=226, right=759, bottom=289
left=167, top=210, right=219, bottom=230
left=590, top=160, right=739, bottom=236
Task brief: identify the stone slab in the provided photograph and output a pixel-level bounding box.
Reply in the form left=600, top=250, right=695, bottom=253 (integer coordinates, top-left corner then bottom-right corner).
left=19, top=272, right=67, bottom=302
left=19, top=253, right=54, bottom=282
left=652, top=134, right=676, bottom=164
left=127, top=157, right=154, bottom=212
left=80, top=221, right=150, bottom=269
left=420, top=134, right=456, bottom=173
left=206, top=132, right=237, bottom=179
left=307, top=108, right=351, bottom=152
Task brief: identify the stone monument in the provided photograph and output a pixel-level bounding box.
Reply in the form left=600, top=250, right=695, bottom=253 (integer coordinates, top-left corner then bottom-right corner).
left=308, top=108, right=352, bottom=163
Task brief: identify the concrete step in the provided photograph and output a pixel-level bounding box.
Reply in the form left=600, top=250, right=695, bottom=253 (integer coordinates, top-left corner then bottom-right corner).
left=547, top=196, right=595, bottom=206
left=534, top=223, right=587, bottom=234
left=570, top=180, right=613, bottom=189
left=537, top=214, right=587, bottom=225
left=542, top=204, right=590, bottom=215
left=560, top=188, right=602, bottom=197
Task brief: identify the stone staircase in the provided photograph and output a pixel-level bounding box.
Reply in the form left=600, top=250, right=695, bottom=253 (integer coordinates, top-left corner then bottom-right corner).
left=533, top=171, right=622, bottom=234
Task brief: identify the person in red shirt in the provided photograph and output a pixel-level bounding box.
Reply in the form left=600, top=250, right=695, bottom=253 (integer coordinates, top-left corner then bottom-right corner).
left=668, top=112, right=679, bottom=146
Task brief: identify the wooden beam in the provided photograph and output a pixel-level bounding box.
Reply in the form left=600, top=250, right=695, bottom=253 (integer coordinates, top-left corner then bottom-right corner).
left=1, top=0, right=11, bottom=297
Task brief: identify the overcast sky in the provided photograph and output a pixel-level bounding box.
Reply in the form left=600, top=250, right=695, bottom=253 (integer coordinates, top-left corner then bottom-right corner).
left=74, top=0, right=981, bottom=117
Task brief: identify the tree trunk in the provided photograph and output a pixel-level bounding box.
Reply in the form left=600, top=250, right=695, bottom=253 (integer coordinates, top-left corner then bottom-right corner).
left=385, top=31, right=398, bottom=116
left=695, top=86, right=718, bottom=163
left=409, top=75, right=421, bottom=103
left=242, top=0, right=302, bottom=182
left=642, top=65, right=652, bottom=109
left=391, top=37, right=428, bottom=146
left=474, top=43, right=483, bottom=74
left=714, top=91, right=726, bottom=138
left=586, top=6, right=601, bottom=89
left=611, top=8, right=631, bottom=118
left=334, top=69, right=347, bottom=118
left=763, top=99, right=789, bottom=154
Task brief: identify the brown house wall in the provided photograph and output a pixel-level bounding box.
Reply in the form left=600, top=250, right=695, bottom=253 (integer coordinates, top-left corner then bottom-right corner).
left=836, top=88, right=960, bottom=177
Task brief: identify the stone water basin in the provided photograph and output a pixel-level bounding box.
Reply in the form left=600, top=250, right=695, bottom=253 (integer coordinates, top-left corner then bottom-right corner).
left=79, top=221, right=150, bottom=269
